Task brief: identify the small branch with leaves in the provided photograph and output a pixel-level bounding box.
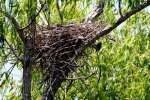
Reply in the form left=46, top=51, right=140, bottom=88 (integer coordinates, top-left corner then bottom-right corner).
left=88, top=0, right=150, bottom=45
left=5, top=39, right=22, bottom=62
left=0, top=9, right=24, bottom=41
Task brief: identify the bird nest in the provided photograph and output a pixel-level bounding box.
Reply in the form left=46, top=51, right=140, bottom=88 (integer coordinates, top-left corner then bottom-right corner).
left=33, top=22, right=106, bottom=97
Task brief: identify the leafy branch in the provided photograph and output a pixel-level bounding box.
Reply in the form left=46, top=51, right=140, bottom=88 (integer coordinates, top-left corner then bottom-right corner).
left=5, top=39, right=22, bottom=62
left=94, top=0, right=150, bottom=40
left=20, top=1, right=46, bottom=30
left=0, top=9, right=24, bottom=41
left=0, top=1, right=46, bottom=42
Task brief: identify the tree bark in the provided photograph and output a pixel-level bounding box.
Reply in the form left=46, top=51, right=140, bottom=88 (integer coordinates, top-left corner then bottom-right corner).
left=42, top=64, right=71, bottom=100
left=23, top=38, right=32, bottom=100
left=23, top=19, right=36, bottom=100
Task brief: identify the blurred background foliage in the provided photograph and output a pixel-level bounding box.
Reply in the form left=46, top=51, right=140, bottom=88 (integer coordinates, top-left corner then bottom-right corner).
left=0, top=0, right=150, bottom=99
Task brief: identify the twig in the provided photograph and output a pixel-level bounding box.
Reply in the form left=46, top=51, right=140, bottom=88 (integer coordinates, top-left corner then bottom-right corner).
left=0, top=10, right=19, bottom=29
left=0, top=62, right=17, bottom=87
left=118, top=0, right=123, bottom=17
left=5, top=39, right=22, bottom=62
left=63, top=80, right=73, bottom=100
left=20, top=1, right=46, bottom=30
left=0, top=9, right=24, bottom=41
left=56, top=0, right=63, bottom=24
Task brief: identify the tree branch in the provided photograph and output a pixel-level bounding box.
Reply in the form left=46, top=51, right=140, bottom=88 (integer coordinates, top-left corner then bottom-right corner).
left=0, top=10, right=24, bottom=41
left=84, top=0, right=105, bottom=23
left=20, top=1, right=46, bottom=30
left=118, top=0, right=123, bottom=17
left=0, top=62, right=17, bottom=87
left=0, top=10, right=20, bottom=30
left=94, top=0, right=150, bottom=40
left=56, top=0, right=63, bottom=24
left=0, top=1, right=46, bottom=41
left=5, top=39, right=22, bottom=62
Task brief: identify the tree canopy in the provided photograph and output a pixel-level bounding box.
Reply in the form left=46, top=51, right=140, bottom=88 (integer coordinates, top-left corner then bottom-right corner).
left=0, top=0, right=150, bottom=100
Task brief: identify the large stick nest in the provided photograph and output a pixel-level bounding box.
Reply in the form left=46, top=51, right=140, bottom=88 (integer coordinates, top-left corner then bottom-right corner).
left=34, top=22, right=106, bottom=97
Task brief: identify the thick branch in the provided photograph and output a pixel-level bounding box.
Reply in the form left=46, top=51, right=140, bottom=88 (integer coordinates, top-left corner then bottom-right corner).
left=84, top=0, right=105, bottom=23
left=94, top=0, right=150, bottom=40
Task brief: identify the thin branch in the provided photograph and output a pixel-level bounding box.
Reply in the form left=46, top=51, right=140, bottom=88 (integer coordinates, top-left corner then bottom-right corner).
left=0, top=10, right=24, bottom=41
left=118, top=0, right=123, bottom=17
left=5, top=39, right=22, bottom=62
left=0, top=1, right=46, bottom=41
left=0, top=62, right=17, bottom=87
left=0, top=10, right=20, bottom=30
left=20, top=1, right=46, bottom=30
left=92, top=0, right=150, bottom=42
left=56, top=0, right=63, bottom=24
left=63, top=80, right=73, bottom=100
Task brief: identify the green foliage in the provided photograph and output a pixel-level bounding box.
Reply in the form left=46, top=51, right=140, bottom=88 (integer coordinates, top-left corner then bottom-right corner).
left=56, top=32, right=150, bottom=99
left=0, top=0, right=150, bottom=99
left=55, top=10, right=150, bottom=99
